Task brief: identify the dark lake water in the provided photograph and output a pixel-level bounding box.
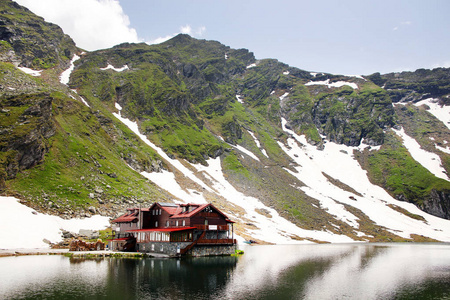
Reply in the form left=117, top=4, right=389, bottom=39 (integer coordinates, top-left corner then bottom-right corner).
left=1, top=243, right=450, bottom=299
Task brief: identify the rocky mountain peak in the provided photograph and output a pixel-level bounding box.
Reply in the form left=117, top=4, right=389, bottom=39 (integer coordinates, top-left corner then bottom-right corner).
left=0, top=0, right=78, bottom=70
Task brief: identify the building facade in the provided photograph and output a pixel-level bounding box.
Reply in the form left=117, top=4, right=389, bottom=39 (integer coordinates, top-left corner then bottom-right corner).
left=110, top=202, right=236, bottom=257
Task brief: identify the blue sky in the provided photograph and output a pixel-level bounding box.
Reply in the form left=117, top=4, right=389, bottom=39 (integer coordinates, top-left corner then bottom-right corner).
left=16, top=0, right=450, bottom=75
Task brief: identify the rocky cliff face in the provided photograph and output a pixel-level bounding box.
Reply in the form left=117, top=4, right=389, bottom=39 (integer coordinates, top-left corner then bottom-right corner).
left=367, top=68, right=450, bottom=104
left=0, top=93, right=55, bottom=188
left=421, top=189, right=450, bottom=219
left=0, top=0, right=77, bottom=70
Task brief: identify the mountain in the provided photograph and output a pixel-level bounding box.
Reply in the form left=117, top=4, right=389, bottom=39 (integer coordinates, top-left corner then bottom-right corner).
left=1, top=0, right=450, bottom=243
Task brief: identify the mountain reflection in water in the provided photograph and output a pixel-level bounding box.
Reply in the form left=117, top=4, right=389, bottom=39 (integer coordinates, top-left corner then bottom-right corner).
left=1, top=244, right=449, bottom=299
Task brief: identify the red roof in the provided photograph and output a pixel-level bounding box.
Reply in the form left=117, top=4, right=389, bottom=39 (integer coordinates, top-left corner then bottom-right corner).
left=113, top=202, right=235, bottom=226
left=127, top=227, right=196, bottom=233
left=162, top=206, right=182, bottom=215
left=170, top=203, right=208, bottom=218
left=111, top=212, right=138, bottom=223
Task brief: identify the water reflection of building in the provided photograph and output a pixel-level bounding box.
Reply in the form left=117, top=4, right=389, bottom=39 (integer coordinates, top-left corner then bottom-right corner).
left=109, top=202, right=237, bottom=256
left=103, top=256, right=237, bottom=298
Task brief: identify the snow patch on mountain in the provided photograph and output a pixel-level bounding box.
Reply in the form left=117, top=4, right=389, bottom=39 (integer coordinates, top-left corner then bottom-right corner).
left=414, top=98, right=450, bottom=130
left=279, top=118, right=450, bottom=241
left=18, top=67, right=42, bottom=77
left=233, top=145, right=260, bottom=161
left=60, top=54, right=80, bottom=85
left=236, top=95, right=244, bottom=104
left=100, top=64, right=129, bottom=72
left=393, top=127, right=449, bottom=181
left=305, top=79, right=358, bottom=89
left=141, top=170, right=207, bottom=204
left=0, top=196, right=109, bottom=249
left=346, top=74, right=366, bottom=81
left=248, top=130, right=269, bottom=158
left=70, top=89, right=90, bottom=107
left=436, top=145, right=450, bottom=154
left=279, top=92, right=289, bottom=101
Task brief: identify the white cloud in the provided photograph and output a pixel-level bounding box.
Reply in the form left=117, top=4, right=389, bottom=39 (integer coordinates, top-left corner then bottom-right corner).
left=180, top=25, right=193, bottom=35
left=148, top=25, right=207, bottom=45
left=15, top=0, right=140, bottom=51
left=148, top=35, right=176, bottom=45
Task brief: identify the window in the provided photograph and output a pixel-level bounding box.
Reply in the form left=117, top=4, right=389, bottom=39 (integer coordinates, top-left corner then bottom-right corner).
left=166, top=220, right=169, bottom=227
left=182, top=220, right=186, bottom=226
left=155, top=221, right=158, bottom=228
left=175, top=220, right=178, bottom=227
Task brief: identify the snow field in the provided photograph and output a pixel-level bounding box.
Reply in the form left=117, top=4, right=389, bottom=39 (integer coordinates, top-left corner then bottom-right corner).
left=193, top=158, right=354, bottom=244
left=279, top=118, right=450, bottom=241
left=0, top=196, right=109, bottom=249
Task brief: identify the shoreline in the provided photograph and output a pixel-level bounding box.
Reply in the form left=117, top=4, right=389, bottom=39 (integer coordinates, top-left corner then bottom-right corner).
left=0, top=248, right=168, bottom=258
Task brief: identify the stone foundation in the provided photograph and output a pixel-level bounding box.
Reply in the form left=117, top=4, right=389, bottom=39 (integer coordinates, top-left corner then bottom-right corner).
left=187, top=244, right=236, bottom=257
left=138, top=241, right=190, bottom=256
left=138, top=242, right=236, bottom=257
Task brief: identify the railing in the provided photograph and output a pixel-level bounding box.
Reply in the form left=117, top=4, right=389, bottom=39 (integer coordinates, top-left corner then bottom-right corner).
left=196, top=239, right=236, bottom=245
left=194, top=225, right=229, bottom=231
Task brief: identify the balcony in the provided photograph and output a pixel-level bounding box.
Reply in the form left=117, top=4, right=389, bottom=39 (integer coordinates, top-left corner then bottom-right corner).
left=196, top=238, right=236, bottom=245
left=194, top=224, right=229, bottom=231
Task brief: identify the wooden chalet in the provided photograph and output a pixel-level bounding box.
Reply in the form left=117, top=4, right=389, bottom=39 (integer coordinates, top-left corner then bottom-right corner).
left=110, top=202, right=236, bottom=256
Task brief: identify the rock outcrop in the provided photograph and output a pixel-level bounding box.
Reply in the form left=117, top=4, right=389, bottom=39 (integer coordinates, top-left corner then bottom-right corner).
left=0, top=93, right=55, bottom=188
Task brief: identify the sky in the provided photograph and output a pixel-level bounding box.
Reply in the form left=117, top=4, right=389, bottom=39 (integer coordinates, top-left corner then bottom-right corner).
left=15, top=0, right=450, bottom=75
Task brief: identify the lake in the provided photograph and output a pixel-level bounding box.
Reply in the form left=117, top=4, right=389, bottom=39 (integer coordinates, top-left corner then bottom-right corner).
left=1, top=243, right=450, bottom=299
